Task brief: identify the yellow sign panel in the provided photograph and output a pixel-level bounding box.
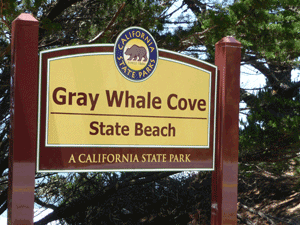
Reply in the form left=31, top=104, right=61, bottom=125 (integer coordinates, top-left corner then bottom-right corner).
left=46, top=53, right=211, bottom=148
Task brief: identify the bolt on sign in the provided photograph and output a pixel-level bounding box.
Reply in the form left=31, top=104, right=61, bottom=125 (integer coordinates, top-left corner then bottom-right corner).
left=37, top=27, right=217, bottom=172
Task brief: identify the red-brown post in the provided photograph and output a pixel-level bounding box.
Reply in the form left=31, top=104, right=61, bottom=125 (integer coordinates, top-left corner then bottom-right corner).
left=211, top=37, right=241, bottom=224
left=8, top=14, right=39, bottom=224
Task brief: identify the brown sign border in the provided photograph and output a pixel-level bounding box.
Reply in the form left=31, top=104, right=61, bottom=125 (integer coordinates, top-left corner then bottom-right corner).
left=37, top=44, right=217, bottom=172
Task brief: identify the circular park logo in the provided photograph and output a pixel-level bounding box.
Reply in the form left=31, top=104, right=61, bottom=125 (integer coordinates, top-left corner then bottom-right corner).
left=114, top=27, right=158, bottom=82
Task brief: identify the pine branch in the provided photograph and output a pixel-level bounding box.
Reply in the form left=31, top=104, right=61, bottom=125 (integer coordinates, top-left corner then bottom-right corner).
left=35, top=197, right=58, bottom=211
left=34, top=172, right=179, bottom=225
left=0, top=201, right=6, bottom=215
left=0, top=188, right=7, bottom=214
left=46, top=0, right=85, bottom=22
left=0, top=0, right=10, bottom=32
left=0, top=156, right=7, bottom=178
left=0, top=45, right=10, bottom=58
left=160, top=1, right=185, bottom=19
left=239, top=204, right=276, bottom=225
left=240, top=88, right=258, bottom=107
left=88, top=2, right=125, bottom=44
left=239, top=148, right=300, bottom=163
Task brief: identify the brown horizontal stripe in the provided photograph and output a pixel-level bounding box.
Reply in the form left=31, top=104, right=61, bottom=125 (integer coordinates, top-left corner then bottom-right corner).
left=50, top=112, right=207, bottom=120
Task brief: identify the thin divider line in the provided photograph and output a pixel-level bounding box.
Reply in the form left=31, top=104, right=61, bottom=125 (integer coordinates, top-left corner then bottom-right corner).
left=50, top=112, right=207, bottom=120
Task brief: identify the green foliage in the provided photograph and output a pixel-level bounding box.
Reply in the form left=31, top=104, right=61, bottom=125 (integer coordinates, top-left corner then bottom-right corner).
left=200, top=0, right=300, bottom=66
left=192, top=0, right=300, bottom=176
left=240, top=90, right=300, bottom=175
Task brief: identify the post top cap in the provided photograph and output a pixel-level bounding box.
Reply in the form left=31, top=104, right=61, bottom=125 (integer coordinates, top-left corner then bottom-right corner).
left=216, top=36, right=241, bottom=46
left=13, top=13, right=38, bottom=23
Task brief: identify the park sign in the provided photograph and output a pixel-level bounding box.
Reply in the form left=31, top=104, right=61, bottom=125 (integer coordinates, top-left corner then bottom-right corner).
left=10, top=15, right=240, bottom=224
left=37, top=27, right=217, bottom=172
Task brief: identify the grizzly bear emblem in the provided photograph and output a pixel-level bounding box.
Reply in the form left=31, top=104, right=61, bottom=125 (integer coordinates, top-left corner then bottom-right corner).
left=125, top=45, right=148, bottom=62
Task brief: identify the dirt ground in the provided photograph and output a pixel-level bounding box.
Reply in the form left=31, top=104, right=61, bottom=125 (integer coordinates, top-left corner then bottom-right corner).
left=238, top=169, right=300, bottom=225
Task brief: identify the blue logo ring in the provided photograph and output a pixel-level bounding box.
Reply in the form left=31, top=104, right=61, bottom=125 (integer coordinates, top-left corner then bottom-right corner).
left=114, top=27, right=158, bottom=82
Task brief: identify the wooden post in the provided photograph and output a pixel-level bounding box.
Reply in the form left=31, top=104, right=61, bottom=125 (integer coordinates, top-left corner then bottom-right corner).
left=8, top=13, right=39, bottom=224
left=211, top=37, right=241, bottom=224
